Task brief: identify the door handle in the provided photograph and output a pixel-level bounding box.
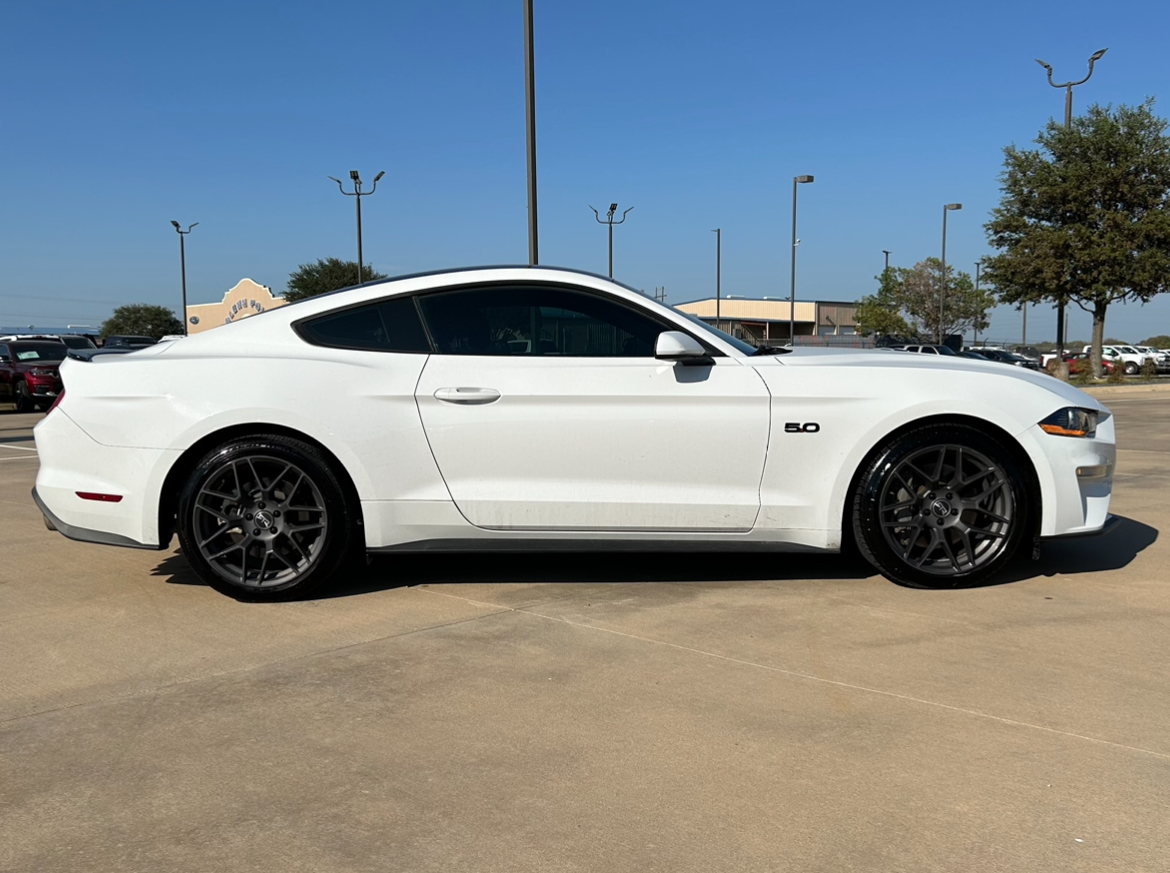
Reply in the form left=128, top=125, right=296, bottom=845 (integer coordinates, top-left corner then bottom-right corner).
left=434, top=387, right=501, bottom=405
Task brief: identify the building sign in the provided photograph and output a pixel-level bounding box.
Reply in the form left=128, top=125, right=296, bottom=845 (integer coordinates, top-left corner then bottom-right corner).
left=185, top=278, right=287, bottom=334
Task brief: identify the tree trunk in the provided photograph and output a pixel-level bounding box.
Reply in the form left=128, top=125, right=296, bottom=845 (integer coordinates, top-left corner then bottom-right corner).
left=1091, top=302, right=1108, bottom=379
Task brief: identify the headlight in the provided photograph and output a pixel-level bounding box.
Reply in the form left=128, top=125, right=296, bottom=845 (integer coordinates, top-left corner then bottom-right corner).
left=29, top=368, right=58, bottom=376
left=1039, top=407, right=1098, bottom=437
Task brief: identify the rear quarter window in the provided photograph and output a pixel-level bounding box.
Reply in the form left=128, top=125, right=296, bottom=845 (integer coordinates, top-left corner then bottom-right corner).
left=297, top=296, right=432, bottom=353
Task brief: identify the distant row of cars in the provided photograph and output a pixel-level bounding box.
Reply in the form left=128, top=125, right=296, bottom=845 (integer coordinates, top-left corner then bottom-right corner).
left=0, top=333, right=161, bottom=412
left=889, top=342, right=1170, bottom=376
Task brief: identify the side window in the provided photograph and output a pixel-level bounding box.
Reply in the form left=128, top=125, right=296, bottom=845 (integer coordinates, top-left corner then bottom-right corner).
left=297, top=296, right=431, bottom=353
left=417, top=285, right=670, bottom=357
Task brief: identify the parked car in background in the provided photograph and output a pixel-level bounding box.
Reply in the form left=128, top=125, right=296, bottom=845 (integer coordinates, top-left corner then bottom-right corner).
left=956, top=350, right=991, bottom=360
left=891, top=344, right=958, bottom=356
left=102, top=335, right=157, bottom=350
left=58, top=335, right=97, bottom=351
left=1012, top=346, right=1043, bottom=367
left=1134, top=346, right=1170, bottom=372
left=1063, top=353, right=1115, bottom=376
left=973, top=348, right=1042, bottom=371
left=0, top=339, right=66, bottom=411
left=1087, top=345, right=1151, bottom=375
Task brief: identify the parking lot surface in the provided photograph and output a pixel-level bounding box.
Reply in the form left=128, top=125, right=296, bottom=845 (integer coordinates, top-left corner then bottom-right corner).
left=2, top=394, right=1168, bottom=872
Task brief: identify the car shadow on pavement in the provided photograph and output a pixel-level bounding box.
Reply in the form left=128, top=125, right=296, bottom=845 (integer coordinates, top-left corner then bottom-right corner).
left=1001, top=515, right=1158, bottom=583
left=153, top=515, right=1157, bottom=599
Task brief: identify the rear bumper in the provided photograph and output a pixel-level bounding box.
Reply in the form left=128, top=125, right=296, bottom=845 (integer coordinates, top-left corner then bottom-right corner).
left=33, top=409, right=177, bottom=548
left=33, top=487, right=160, bottom=550
left=1040, top=512, right=1121, bottom=541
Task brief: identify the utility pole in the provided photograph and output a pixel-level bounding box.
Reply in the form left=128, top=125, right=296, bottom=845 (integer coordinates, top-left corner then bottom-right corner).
left=939, top=203, right=962, bottom=344
left=170, top=221, right=198, bottom=334
left=589, top=203, right=633, bottom=278
left=974, top=261, right=981, bottom=345
left=789, top=175, right=814, bottom=345
left=882, top=250, right=891, bottom=272
left=712, top=228, right=721, bottom=325
left=523, top=0, right=539, bottom=264
left=1036, top=48, right=1107, bottom=359
left=328, top=170, right=385, bottom=284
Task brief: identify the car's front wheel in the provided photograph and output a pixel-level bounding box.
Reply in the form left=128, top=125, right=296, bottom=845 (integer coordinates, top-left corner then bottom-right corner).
left=852, top=424, right=1029, bottom=589
left=1124, top=362, right=1139, bottom=375
left=176, top=435, right=360, bottom=601
left=14, top=380, right=33, bottom=413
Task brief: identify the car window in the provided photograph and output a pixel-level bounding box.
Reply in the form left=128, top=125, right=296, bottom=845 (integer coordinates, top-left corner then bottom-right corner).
left=417, top=285, right=671, bottom=357
left=935, top=346, right=957, bottom=356
left=922, top=347, right=937, bottom=354
left=9, top=342, right=66, bottom=362
left=297, top=296, right=432, bottom=353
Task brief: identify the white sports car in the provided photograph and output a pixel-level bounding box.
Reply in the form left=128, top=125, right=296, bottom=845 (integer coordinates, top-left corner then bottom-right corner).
left=33, top=267, right=1116, bottom=600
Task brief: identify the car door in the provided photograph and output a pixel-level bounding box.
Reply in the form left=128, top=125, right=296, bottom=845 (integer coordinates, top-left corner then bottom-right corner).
left=413, top=283, right=771, bottom=532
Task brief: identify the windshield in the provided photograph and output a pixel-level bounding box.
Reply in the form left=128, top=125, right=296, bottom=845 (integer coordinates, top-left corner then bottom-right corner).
left=935, top=345, right=957, bottom=356
left=59, top=335, right=96, bottom=350
left=679, top=314, right=758, bottom=355
left=9, top=342, right=66, bottom=362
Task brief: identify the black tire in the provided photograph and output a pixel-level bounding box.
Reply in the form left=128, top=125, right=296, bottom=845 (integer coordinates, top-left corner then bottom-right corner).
left=176, top=435, right=361, bottom=601
left=13, top=380, right=33, bottom=413
left=1124, top=362, right=1139, bottom=375
left=852, top=423, right=1030, bottom=589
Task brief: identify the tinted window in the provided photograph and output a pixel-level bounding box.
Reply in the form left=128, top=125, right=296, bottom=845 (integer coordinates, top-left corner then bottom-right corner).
left=418, top=285, right=670, bottom=357
left=9, top=342, right=66, bottom=362
left=298, top=296, right=431, bottom=353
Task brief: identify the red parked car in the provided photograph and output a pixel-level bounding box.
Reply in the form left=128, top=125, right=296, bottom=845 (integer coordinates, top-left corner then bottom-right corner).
left=0, top=340, right=66, bottom=412
left=1064, top=352, right=1115, bottom=376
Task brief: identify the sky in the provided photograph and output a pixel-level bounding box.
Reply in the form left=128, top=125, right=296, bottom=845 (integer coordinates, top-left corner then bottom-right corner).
left=1, top=0, right=1169, bottom=344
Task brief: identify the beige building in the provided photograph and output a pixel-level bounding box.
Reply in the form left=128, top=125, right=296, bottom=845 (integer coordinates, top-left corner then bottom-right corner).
left=675, top=298, right=857, bottom=346
left=185, top=278, right=288, bottom=334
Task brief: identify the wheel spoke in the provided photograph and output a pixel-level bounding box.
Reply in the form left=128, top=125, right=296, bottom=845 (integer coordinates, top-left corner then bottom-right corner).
left=206, top=541, right=245, bottom=561
left=285, top=522, right=325, bottom=534
left=195, top=503, right=233, bottom=525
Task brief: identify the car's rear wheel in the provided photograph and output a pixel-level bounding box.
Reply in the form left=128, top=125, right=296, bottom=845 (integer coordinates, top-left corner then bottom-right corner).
left=14, top=380, right=33, bottom=413
left=176, top=435, right=360, bottom=601
left=852, top=424, right=1029, bottom=589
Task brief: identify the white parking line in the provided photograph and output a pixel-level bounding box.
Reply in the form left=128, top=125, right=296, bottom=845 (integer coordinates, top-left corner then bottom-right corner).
left=0, top=445, right=38, bottom=452
left=0, top=455, right=38, bottom=462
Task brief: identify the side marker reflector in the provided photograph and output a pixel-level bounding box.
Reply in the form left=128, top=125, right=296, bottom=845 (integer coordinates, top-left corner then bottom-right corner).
left=77, top=492, right=123, bottom=503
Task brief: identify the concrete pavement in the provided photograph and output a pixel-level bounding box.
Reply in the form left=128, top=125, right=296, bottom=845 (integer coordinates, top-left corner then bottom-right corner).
left=1, top=401, right=1168, bottom=873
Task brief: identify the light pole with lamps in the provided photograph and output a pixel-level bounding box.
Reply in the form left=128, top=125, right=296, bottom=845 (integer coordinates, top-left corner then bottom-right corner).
left=712, top=228, right=721, bottom=325
left=523, top=0, right=539, bottom=264
left=789, top=175, right=814, bottom=345
left=882, top=250, right=891, bottom=272
left=589, top=203, right=633, bottom=278
left=170, top=221, right=197, bottom=334
left=328, top=170, right=385, bottom=284
left=1036, top=48, right=1107, bottom=358
left=938, top=203, right=962, bottom=344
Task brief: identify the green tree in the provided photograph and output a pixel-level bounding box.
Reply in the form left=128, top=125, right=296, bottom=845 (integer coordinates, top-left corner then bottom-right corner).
left=984, top=100, right=1170, bottom=377
left=1139, top=334, right=1170, bottom=347
left=283, top=258, right=388, bottom=302
left=855, top=267, right=913, bottom=337
left=855, top=260, right=994, bottom=341
left=100, top=304, right=184, bottom=340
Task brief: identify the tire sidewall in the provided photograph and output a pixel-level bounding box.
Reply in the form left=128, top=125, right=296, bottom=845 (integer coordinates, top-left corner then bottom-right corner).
left=854, top=424, right=1030, bottom=589
left=176, top=437, right=358, bottom=601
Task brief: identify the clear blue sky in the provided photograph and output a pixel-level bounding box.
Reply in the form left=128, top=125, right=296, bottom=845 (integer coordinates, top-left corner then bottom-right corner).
left=2, top=0, right=1168, bottom=344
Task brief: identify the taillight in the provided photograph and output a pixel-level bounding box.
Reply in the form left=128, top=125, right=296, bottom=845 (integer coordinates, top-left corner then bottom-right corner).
left=45, top=389, right=65, bottom=417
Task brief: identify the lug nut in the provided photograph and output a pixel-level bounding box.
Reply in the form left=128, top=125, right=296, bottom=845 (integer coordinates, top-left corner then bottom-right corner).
left=951, top=508, right=959, bottom=516
left=245, top=513, right=253, bottom=520
left=258, top=502, right=266, bottom=509
left=926, top=492, right=935, bottom=500
left=273, top=511, right=280, bottom=518
left=253, top=528, right=261, bottom=536
left=946, top=492, right=953, bottom=499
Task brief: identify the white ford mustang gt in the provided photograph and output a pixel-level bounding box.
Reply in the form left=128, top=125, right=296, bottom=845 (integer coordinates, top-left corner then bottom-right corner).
left=33, top=267, right=1116, bottom=600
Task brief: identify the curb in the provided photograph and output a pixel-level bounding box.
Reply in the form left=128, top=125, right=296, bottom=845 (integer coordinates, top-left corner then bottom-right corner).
left=1079, top=383, right=1170, bottom=397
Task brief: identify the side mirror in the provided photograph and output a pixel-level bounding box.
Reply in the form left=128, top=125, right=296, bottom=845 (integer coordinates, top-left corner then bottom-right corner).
left=655, top=331, right=712, bottom=365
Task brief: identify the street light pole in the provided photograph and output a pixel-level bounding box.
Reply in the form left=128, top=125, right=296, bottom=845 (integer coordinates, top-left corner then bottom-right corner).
left=589, top=203, right=633, bottom=278
left=882, top=250, right=891, bottom=272
left=328, top=170, right=385, bottom=284
left=523, top=0, right=539, bottom=264
left=712, top=228, right=721, bottom=325
left=789, top=175, right=814, bottom=346
left=974, top=261, right=981, bottom=345
left=1036, top=48, right=1107, bottom=359
left=939, top=204, right=962, bottom=344
left=170, top=221, right=198, bottom=335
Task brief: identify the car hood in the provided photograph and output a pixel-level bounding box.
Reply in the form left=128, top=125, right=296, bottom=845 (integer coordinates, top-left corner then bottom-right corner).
left=757, top=346, right=1106, bottom=411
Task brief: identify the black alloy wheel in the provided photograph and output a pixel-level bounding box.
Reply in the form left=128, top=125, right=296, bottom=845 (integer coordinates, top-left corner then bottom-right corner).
left=14, top=380, right=33, bottom=413
left=852, top=424, right=1029, bottom=588
left=177, top=435, right=360, bottom=601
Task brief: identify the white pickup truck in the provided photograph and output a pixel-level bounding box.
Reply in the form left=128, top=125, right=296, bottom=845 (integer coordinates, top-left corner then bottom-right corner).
left=1083, top=344, right=1154, bottom=375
